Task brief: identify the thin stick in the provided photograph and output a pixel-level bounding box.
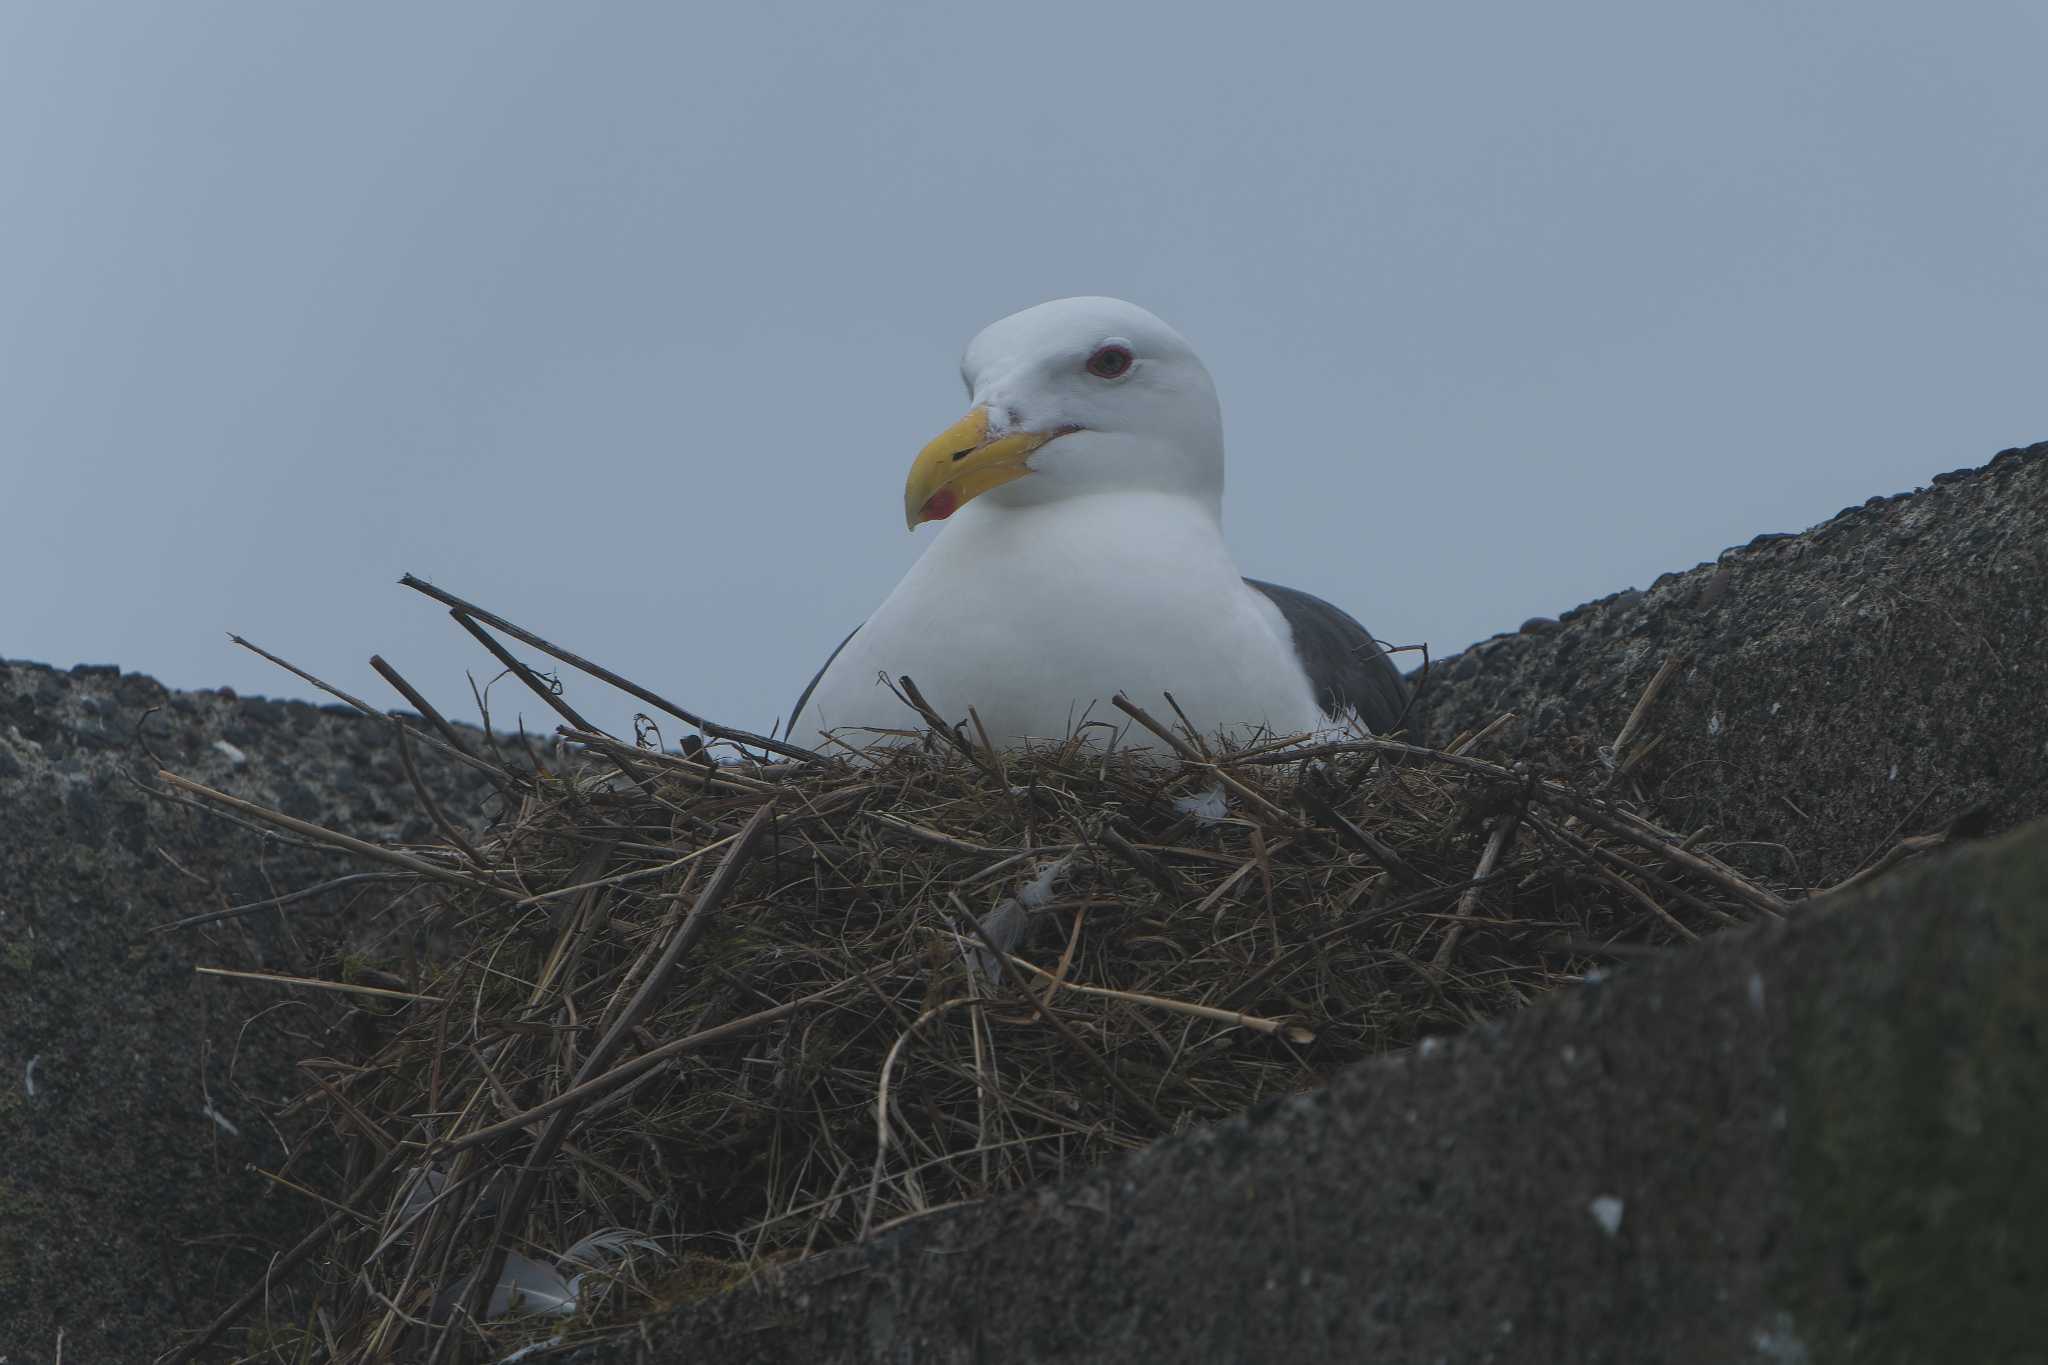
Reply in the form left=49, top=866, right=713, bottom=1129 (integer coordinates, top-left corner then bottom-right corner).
left=1584, top=843, right=1700, bottom=941
left=299, top=1066, right=398, bottom=1153
left=1608, top=655, right=1685, bottom=769
left=398, top=573, right=824, bottom=763
left=451, top=802, right=780, bottom=1338
left=509, top=833, right=738, bottom=909
left=1199, top=869, right=1509, bottom=1032
left=1233, top=734, right=1518, bottom=777
left=863, top=995, right=990, bottom=1237
left=1613, top=732, right=1666, bottom=779
left=1111, top=694, right=1296, bottom=827
left=1433, top=805, right=1522, bottom=970
left=395, top=725, right=495, bottom=875
left=230, top=633, right=515, bottom=788
left=595, top=864, right=701, bottom=1038
left=578, top=803, right=776, bottom=1090
left=1295, top=779, right=1420, bottom=884
left=1099, top=822, right=1193, bottom=901
left=227, top=633, right=383, bottom=722
left=122, top=769, right=337, bottom=858
left=371, top=654, right=477, bottom=759
left=1813, top=829, right=1948, bottom=900
left=1529, top=812, right=1729, bottom=930
left=867, top=812, right=1018, bottom=856
left=195, top=966, right=444, bottom=1004
left=556, top=727, right=781, bottom=794
left=1195, top=851, right=1269, bottom=923
left=158, top=1141, right=409, bottom=1365
left=1536, top=788, right=1790, bottom=917
left=1109, top=692, right=1206, bottom=764
left=158, top=771, right=519, bottom=901
left=960, top=902, right=1171, bottom=1132
left=152, top=871, right=409, bottom=932
left=433, top=982, right=853, bottom=1155
left=1000, top=955, right=1312, bottom=1042
left=1160, top=690, right=1215, bottom=760
left=968, top=705, right=1010, bottom=792
left=448, top=611, right=657, bottom=795
left=1226, top=734, right=1792, bottom=917
left=1448, top=711, right=1516, bottom=756
left=1845, top=787, right=1939, bottom=879
left=891, top=675, right=992, bottom=774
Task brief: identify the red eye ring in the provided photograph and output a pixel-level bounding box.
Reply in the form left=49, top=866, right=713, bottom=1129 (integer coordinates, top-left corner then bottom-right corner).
left=1085, top=343, right=1134, bottom=379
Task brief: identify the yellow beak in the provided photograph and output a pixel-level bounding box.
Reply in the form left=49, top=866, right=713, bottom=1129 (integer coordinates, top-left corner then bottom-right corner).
left=903, top=407, right=1070, bottom=529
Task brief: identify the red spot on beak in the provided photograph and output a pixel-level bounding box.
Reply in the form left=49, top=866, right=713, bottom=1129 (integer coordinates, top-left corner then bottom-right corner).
left=922, top=488, right=960, bottom=522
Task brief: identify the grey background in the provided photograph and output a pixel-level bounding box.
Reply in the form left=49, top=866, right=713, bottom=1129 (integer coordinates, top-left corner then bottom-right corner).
left=4, top=2, right=2042, bottom=745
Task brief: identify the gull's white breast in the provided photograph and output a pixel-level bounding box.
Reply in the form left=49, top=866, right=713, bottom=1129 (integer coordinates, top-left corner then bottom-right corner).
left=798, top=491, right=1324, bottom=749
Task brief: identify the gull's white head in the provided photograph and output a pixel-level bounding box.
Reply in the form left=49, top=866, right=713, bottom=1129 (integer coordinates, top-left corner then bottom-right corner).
left=903, top=297, right=1224, bottom=529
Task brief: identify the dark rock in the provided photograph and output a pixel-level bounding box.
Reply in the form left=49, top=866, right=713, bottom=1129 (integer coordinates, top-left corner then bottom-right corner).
left=276, top=779, right=327, bottom=821
left=239, top=697, right=287, bottom=728
left=61, top=780, right=99, bottom=831
left=1692, top=563, right=1733, bottom=611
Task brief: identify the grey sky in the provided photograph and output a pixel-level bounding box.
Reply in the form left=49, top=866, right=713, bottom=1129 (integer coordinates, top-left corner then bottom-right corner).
left=4, top=2, right=2043, bottom=746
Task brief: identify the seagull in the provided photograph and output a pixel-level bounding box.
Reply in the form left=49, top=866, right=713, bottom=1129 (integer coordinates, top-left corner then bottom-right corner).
left=789, top=297, right=1408, bottom=753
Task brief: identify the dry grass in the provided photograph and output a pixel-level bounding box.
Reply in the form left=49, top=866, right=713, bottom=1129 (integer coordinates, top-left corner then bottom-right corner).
left=162, top=582, right=1795, bottom=1364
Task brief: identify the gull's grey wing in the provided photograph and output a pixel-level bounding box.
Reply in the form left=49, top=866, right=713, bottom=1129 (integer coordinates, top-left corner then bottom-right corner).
left=787, top=624, right=861, bottom=739
left=1244, top=578, right=1412, bottom=738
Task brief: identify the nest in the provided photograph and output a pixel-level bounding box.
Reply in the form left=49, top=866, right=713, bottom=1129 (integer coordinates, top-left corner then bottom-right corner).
left=162, top=581, right=1798, bottom=1364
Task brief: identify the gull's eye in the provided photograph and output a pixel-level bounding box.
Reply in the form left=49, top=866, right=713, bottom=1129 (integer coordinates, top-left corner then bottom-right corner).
left=1085, top=343, right=1134, bottom=380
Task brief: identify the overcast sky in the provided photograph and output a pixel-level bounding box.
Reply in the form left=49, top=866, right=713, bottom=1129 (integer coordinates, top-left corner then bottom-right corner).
left=4, top=2, right=2042, bottom=746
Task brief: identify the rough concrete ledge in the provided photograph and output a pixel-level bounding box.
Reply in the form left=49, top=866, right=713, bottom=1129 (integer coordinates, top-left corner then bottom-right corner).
left=1410, top=442, right=2048, bottom=887
left=0, top=660, right=501, bottom=1359
left=614, top=819, right=2048, bottom=1365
